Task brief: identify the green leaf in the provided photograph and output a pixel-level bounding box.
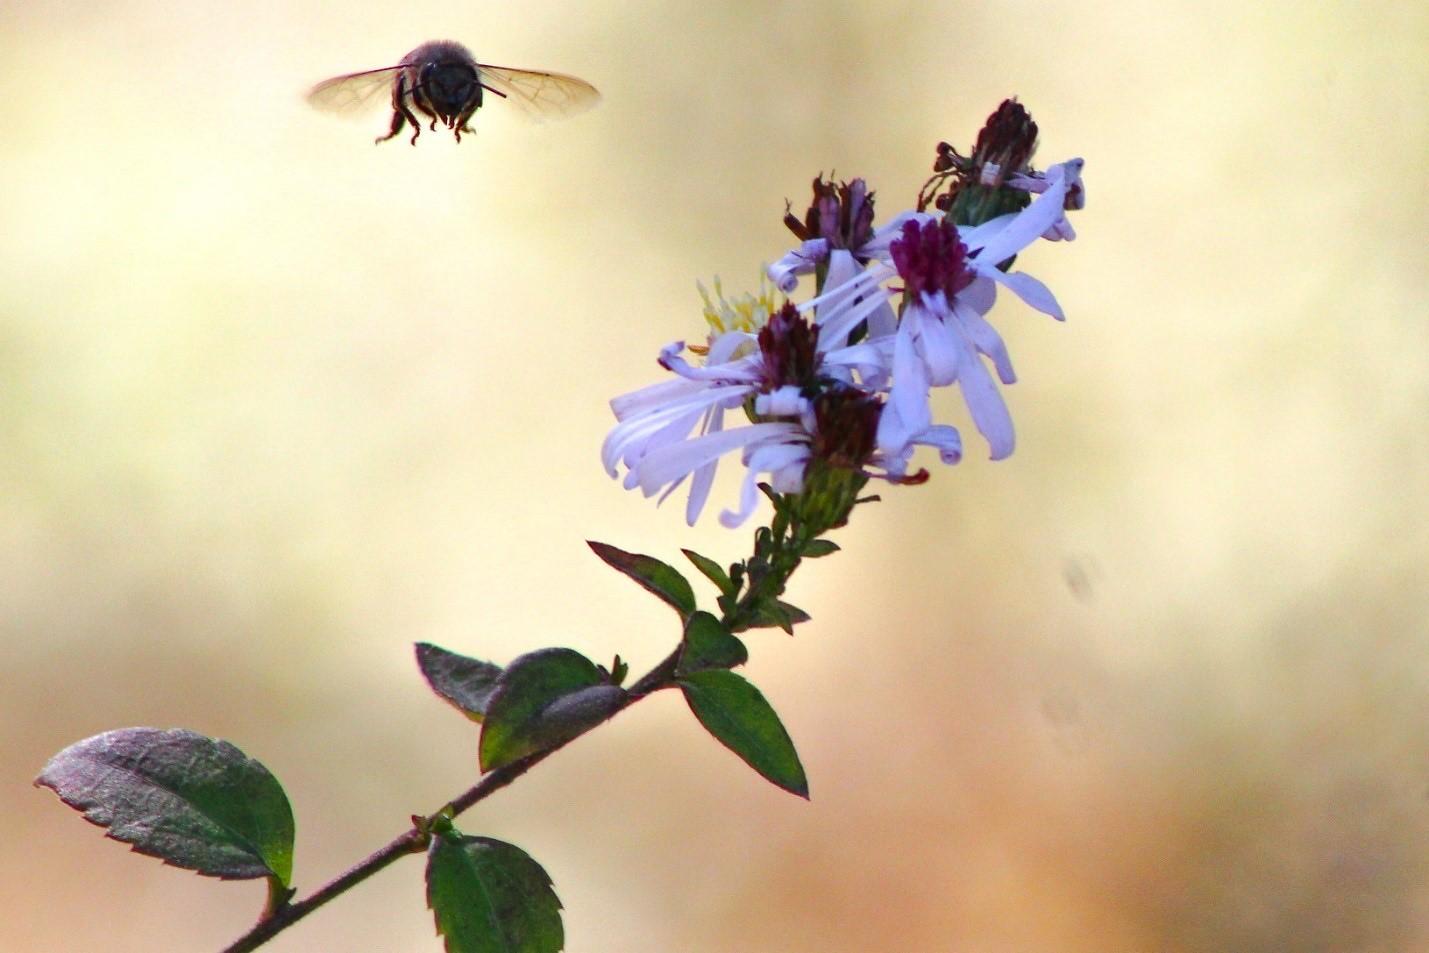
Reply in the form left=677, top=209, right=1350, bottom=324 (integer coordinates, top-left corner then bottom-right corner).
left=676, top=611, right=747, bottom=675
left=427, top=833, right=563, bottom=953
left=35, top=727, right=295, bottom=885
left=800, top=539, right=840, bottom=558
left=741, top=599, right=811, bottom=634
left=480, top=649, right=626, bottom=773
left=682, top=549, right=736, bottom=597
left=416, top=643, right=504, bottom=723
left=587, top=541, right=696, bottom=617
left=678, top=671, right=808, bottom=798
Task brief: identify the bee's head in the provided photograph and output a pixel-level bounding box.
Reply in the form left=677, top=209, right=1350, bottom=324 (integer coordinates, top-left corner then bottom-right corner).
left=418, top=59, right=481, bottom=122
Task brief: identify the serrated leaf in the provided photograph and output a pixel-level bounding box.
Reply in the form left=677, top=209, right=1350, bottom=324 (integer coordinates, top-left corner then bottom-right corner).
left=676, top=611, right=748, bottom=675
left=587, top=541, right=696, bottom=617
left=427, top=833, right=563, bottom=953
left=36, top=727, right=295, bottom=885
left=480, top=649, right=626, bottom=773
left=801, top=539, right=840, bottom=558
left=416, top=643, right=504, bottom=723
left=682, top=549, right=736, bottom=597
left=678, top=671, right=808, bottom=798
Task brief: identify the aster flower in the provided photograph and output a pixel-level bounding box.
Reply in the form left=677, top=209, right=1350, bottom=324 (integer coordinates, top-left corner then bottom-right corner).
left=877, top=161, right=1077, bottom=462
left=603, top=301, right=901, bottom=527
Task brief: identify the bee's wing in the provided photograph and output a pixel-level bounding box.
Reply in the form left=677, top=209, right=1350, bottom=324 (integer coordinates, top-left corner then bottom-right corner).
left=474, top=65, right=601, bottom=122
left=306, top=66, right=403, bottom=115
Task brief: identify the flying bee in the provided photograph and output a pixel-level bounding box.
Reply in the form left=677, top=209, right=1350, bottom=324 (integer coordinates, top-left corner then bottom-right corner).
left=307, top=40, right=600, bottom=145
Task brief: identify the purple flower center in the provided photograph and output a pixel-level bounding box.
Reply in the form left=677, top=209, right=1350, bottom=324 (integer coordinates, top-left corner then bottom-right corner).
left=758, top=301, right=821, bottom=390
left=810, top=390, right=882, bottom=469
left=889, top=219, right=974, bottom=302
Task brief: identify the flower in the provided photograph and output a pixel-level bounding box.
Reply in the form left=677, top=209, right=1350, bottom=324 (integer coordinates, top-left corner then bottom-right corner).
left=603, top=301, right=896, bottom=527
left=877, top=162, right=1077, bottom=461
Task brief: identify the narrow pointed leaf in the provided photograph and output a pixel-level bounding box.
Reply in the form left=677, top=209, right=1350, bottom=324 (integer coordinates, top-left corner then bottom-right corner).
left=800, top=539, right=840, bottom=558
left=427, top=833, right=563, bottom=953
left=416, top=643, right=504, bottom=723
left=36, top=728, right=295, bottom=885
left=676, top=611, right=748, bottom=675
left=678, top=671, right=808, bottom=798
left=480, top=649, right=626, bottom=773
left=682, top=549, right=736, bottom=597
left=587, top=541, right=696, bottom=617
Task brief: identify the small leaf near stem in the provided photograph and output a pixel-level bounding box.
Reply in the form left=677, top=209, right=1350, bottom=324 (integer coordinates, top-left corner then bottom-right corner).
left=427, top=832, right=564, bottom=953
left=679, top=670, right=809, bottom=798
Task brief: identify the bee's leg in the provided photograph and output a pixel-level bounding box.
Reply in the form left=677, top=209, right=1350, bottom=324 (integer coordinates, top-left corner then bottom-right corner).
left=375, top=108, right=406, bottom=145
left=453, top=105, right=478, bottom=143
left=377, top=75, right=423, bottom=146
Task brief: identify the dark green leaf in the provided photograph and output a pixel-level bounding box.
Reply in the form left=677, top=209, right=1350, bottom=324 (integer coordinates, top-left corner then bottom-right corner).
left=678, top=671, right=808, bottom=798
left=800, top=539, right=840, bottom=558
left=35, top=727, right=295, bottom=885
left=416, top=643, right=504, bottom=723
left=480, top=649, right=626, bottom=772
left=587, top=541, right=696, bottom=617
left=676, top=611, right=747, bottom=675
left=682, top=549, right=736, bottom=597
left=741, top=599, right=811, bottom=634
left=427, top=833, right=563, bottom=953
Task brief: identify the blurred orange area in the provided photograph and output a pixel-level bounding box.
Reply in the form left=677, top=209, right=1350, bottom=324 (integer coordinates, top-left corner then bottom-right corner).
left=2, top=2, right=1426, bottom=951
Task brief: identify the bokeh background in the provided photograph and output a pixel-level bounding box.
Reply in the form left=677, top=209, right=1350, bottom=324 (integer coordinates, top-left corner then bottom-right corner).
left=3, top=1, right=1426, bottom=950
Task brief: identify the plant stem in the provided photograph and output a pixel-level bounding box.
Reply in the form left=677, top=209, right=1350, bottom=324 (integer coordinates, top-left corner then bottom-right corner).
left=219, top=501, right=832, bottom=951
left=218, top=645, right=686, bottom=953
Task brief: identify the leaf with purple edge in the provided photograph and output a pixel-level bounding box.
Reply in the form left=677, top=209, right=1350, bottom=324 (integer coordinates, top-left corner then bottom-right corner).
left=479, top=649, right=627, bottom=772
left=416, top=642, right=504, bottom=723
left=35, top=727, right=295, bottom=885
left=587, top=541, right=696, bottom=617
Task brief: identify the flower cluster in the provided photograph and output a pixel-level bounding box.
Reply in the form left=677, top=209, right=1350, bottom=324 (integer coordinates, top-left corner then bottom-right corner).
left=604, top=100, right=1084, bottom=527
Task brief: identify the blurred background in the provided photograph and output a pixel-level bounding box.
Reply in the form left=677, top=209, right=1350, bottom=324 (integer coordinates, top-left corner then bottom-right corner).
left=3, top=1, right=1426, bottom=950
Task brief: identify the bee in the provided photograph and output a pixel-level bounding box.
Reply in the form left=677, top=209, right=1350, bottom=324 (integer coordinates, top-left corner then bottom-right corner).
left=307, top=40, right=600, bottom=145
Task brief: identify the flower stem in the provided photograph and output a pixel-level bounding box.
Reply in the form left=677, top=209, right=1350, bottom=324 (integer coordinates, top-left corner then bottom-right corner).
left=217, top=494, right=842, bottom=951
left=217, top=645, right=685, bottom=953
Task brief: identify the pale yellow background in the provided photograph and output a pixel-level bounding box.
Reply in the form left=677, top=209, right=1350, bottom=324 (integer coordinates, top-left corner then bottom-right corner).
left=3, top=2, right=1427, bottom=951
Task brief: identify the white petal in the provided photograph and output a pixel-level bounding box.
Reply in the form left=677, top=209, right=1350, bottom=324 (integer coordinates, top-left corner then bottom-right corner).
left=953, top=298, right=1016, bottom=384
left=912, top=424, right=963, bottom=465
left=987, top=269, right=1065, bottom=321
left=719, top=443, right=810, bottom=528
left=768, top=238, right=828, bottom=293
left=683, top=406, right=725, bottom=525
left=956, top=347, right=1015, bottom=460
left=754, top=385, right=809, bottom=418
left=973, top=167, right=1070, bottom=266
left=912, top=297, right=962, bottom=387
left=637, top=422, right=799, bottom=495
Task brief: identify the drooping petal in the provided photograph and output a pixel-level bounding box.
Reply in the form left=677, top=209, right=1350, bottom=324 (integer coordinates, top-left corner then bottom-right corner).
left=719, top=442, right=810, bottom=528
left=910, top=296, right=961, bottom=387
left=955, top=344, right=1015, bottom=460
left=683, top=405, right=725, bottom=525
left=911, top=424, right=963, bottom=465
left=952, top=298, right=1016, bottom=384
